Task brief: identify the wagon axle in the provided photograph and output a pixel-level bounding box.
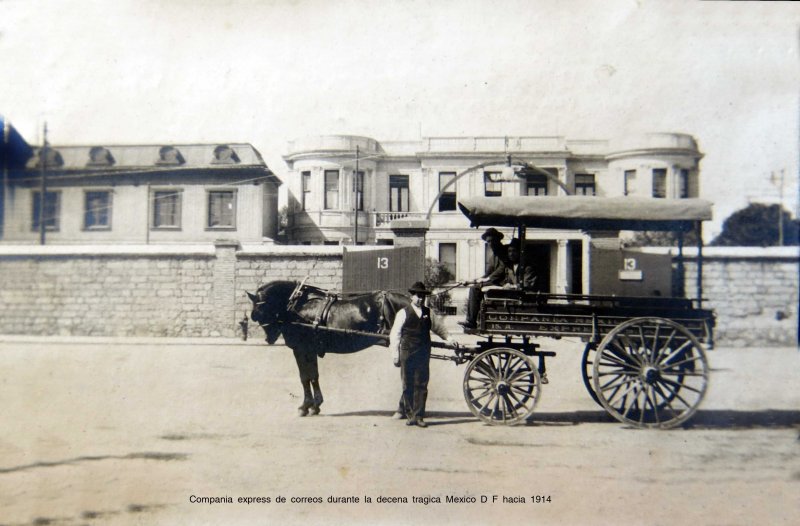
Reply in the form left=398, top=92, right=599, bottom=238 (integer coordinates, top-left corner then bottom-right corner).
left=641, top=365, right=659, bottom=385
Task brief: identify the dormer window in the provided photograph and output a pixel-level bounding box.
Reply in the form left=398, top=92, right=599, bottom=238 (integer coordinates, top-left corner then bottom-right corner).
left=87, top=146, right=115, bottom=166
left=32, top=147, right=64, bottom=169
left=211, top=145, right=240, bottom=164
left=156, top=146, right=185, bottom=166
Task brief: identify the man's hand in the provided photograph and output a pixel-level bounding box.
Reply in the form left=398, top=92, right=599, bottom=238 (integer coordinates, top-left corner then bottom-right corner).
left=391, top=348, right=400, bottom=367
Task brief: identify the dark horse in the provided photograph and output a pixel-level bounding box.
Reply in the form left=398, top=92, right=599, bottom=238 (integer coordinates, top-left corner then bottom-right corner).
left=247, top=280, right=410, bottom=416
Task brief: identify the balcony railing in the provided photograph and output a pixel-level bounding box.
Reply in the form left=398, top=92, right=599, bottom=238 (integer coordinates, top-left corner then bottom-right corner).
left=421, top=136, right=568, bottom=153
left=374, top=211, right=428, bottom=227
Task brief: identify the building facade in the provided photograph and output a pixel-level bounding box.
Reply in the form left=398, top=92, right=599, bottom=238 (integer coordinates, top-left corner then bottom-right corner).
left=2, top=143, right=281, bottom=245
left=283, top=133, right=703, bottom=295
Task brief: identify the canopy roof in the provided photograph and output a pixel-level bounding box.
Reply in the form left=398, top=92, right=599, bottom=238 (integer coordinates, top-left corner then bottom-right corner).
left=458, top=196, right=713, bottom=232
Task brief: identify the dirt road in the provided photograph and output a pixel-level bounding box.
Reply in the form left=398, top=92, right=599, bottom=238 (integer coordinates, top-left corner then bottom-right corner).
left=0, top=337, right=797, bottom=525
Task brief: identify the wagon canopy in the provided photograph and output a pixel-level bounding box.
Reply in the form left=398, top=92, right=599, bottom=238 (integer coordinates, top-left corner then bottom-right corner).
left=457, top=196, right=713, bottom=232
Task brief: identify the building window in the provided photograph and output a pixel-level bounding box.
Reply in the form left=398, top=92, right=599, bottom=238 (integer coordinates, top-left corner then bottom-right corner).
left=678, top=169, right=689, bottom=198
left=438, top=172, right=457, bottom=211
left=207, top=190, right=236, bottom=228
left=324, top=240, right=339, bottom=245
left=652, top=168, right=667, bottom=198
left=389, top=175, right=409, bottom=212
left=484, top=172, right=502, bottom=197
left=301, top=171, right=311, bottom=211
left=525, top=173, right=548, bottom=196
left=574, top=174, right=596, bottom=196
left=324, top=170, right=339, bottom=209
left=152, top=190, right=182, bottom=228
left=624, top=169, right=636, bottom=196
left=439, top=242, right=457, bottom=278
left=354, top=170, right=364, bottom=211
left=84, top=191, right=111, bottom=230
left=31, top=191, right=60, bottom=231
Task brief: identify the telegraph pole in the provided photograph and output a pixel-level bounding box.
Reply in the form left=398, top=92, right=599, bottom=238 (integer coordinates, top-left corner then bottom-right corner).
left=770, top=169, right=786, bottom=246
left=39, top=122, right=48, bottom=245
left=2, top=117, right=8, bottom=240
left=353, top=145, right=359, bottom=245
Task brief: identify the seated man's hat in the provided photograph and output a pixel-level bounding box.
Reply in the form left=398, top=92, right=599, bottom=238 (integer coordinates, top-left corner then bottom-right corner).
left=481, top=228, right=504, bottom=241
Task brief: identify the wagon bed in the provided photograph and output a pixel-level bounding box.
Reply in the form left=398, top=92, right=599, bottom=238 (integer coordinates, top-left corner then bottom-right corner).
left=479, top=289, right=714, bottom=344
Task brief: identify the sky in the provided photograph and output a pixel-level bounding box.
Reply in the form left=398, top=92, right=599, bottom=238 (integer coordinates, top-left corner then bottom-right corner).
left=2, top=0, right=798, bottom=239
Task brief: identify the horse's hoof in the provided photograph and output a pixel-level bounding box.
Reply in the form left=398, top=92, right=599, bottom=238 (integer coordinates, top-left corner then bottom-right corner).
left=298, top=408, right=309, bottom=417
left=309, top=406, right=320, bottom=416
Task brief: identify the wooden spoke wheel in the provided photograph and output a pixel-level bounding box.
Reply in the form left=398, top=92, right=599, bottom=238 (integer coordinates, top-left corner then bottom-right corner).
left=581, top=343, right=603, bottom=407
left=463, top=347, right=541, bottom=426
left=592, top=317, right=709, bottom=429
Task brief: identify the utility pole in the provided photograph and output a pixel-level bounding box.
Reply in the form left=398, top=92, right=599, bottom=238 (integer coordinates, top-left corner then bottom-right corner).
left=770, top=169, right=786, bottom=246
left=353, top=145, right=359, bottom=245
left=2, top=117, right=8, bottom=240
left=39, top=122, right=48, bottom=245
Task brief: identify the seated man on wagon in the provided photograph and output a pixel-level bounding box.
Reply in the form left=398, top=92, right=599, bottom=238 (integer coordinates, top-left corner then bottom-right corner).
left=459, top=237, right=536, bottom=330
left=459, top=228, right=510, bottom=330
left=502, top=238, right=536, bottom=290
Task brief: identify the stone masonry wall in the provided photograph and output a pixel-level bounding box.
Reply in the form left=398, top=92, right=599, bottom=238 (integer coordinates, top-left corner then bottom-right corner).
left=0, top=244, right=796, bottom=346
left=681, top=247, right=798, bottom=347
left=0, top=253, right=217, bottom=337
left=0, top=244, right=345, bottom=338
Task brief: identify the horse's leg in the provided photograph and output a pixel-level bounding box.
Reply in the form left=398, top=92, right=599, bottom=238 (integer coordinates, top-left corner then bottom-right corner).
left=298, top=380, right=313, bottom=417
left=310, top=378, right=323, bottom=415
left=293, top=348, right=317, bottom=417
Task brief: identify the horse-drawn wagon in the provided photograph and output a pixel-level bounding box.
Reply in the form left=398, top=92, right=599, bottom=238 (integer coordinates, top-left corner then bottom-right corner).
left=450, top=196, right=715, bottom=429
left=249, top=195, right=714, bottom=429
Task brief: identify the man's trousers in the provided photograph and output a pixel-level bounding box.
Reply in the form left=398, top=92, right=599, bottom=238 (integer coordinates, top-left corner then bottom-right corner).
left=400, top=349, right=430, bottom=422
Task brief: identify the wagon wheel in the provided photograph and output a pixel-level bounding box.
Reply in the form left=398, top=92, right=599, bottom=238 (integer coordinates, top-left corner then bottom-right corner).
left=592, top=317, right=709, bottom=429
left=463, top=347, right=542, bottom=426
left=580, top=343, right=603, bottom=407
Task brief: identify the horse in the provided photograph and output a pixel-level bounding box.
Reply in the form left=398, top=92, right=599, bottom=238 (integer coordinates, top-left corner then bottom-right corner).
left=247, top=280, right=411, bottom=416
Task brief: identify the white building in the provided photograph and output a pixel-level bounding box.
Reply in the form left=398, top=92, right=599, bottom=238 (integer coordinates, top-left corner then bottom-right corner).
left=283, top=133, right=703, bottom=295
left=2, top=143, right=281, bottom=245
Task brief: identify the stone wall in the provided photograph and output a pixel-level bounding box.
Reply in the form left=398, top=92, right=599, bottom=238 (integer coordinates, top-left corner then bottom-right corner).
left=0, top=243, right=344, bottom=338
left=680, top=247, right=798, bottom=347
left=0, top=244, right=796, bottom=346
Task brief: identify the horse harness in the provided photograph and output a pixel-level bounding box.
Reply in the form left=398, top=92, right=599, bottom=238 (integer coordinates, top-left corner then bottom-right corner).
left=286, top=282, right=393, bottom=334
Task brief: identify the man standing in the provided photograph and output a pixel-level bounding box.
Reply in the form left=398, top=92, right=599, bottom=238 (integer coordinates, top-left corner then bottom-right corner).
left=459, top=228, right=510, bottom=330
left=390, top=281, right=455, bottom=428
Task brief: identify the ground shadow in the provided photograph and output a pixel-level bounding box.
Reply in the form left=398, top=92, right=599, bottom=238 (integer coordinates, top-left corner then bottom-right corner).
left=326, top=409, right=477, bottom=426
left=327, top=409, right=800, bottom=429
left=0, top=452, right=188, bottom=475
left=685, top=409, right=800, bottom=429
left=13, top=503, right=168, bottom=526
